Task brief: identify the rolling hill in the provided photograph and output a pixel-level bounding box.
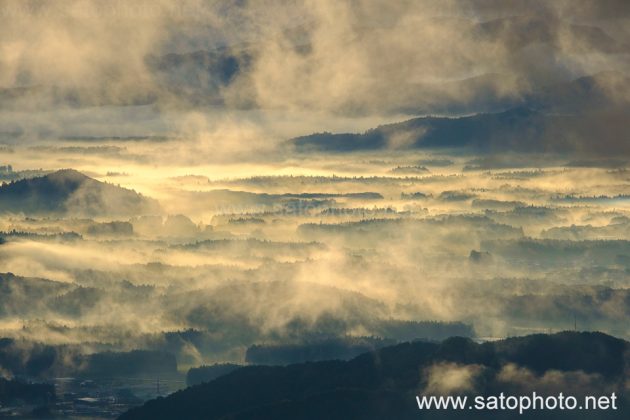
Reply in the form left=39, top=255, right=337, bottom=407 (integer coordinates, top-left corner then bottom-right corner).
left=291, top=105, right=630, bottom=155
left=120, top=331, right=629, bottom=420
left=0, top=169, right=161, bottom=216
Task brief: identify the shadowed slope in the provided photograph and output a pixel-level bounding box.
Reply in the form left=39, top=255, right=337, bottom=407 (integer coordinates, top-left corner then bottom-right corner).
left=0, top=169, right=161, bottom=216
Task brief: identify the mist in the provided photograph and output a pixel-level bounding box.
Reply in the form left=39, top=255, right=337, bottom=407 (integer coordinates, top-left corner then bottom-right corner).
left=1, top=1, right=630, bottom=418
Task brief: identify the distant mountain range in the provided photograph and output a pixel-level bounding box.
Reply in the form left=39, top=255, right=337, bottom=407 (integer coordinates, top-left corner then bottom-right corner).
left=0, top=169, right=160, bottom=216
left=291, top=104, right=630, bottom=155
left=121, top=331, right=629, bottom=420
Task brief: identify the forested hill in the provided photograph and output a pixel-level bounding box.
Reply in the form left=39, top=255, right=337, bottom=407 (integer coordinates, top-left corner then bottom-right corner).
left=121, top=331, right=629, bottom=420
left=0, top=169, right=160, bottom=216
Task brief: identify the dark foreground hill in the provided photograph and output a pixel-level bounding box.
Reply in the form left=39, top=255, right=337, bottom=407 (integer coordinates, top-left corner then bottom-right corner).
left=120, top=331, right=629, bottom=420
left=0, top=378, right=54, bottom=406
left=0, top=169, right=160, bottom=216
left=0, top=336, right=179, bottom=379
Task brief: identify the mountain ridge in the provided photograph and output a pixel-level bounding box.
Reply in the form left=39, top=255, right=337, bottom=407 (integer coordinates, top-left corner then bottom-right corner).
left=120, top=331, right=629, bottom=419
left=291, top=103, right=630, bottom=155
left=0, top=169, right=161, bottom=216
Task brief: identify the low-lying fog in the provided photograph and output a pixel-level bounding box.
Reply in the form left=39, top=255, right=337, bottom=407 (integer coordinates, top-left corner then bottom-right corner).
left=2, top=141, right=630, bottom=371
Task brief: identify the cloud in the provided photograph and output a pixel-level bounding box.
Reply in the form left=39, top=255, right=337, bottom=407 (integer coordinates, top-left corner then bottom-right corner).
left=423, top=362, right=485, bottom=394
left=497, top=363, right=614, bottom=396
left=1, top=0, right=628, bottom=118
